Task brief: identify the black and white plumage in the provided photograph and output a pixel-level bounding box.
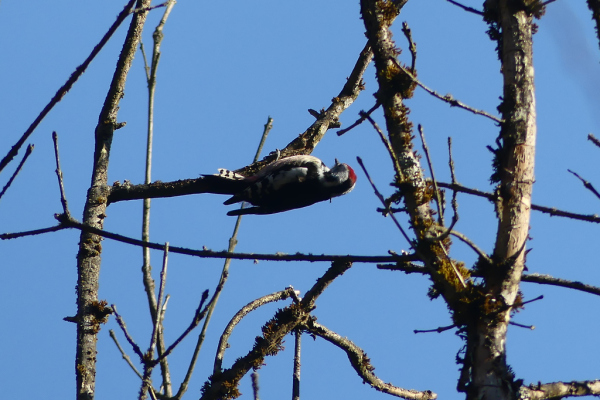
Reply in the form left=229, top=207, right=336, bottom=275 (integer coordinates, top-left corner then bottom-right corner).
left=203, top=155, right=357, bottom=216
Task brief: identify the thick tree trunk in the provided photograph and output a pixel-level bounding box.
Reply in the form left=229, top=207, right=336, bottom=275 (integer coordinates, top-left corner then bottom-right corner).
left=468, top=1, right=537, bottom=399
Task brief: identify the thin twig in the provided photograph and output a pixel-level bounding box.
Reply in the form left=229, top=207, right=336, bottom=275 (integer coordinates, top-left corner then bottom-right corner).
left=0, top=224, right=67, bottom=239
left=213, top=288, right=297, bottom=374
left=438, top=240, right=467, bottom=288
left=52, top=132, right=71, bottom=217
left=0, top=143, right=33, bottom=202
left=509, top=321, right=535, bottom=330
left=414, top=324, right=456, bottom=334
left=418, top=125, right=443, bottom=224
left=132, top=1, right=170, bottom=14
left=112, top=305, right=145, bottom=360
left=154, top=290, right=210, bottom=365
left=337, top=102, right=380, bottom=136
left=360, top=113, right=404, bottom=181
left=149, top=243, right=169, bottom=354
left=436, top=181, right=600, bottom=223
left=302, top=319, right=437, bottom=400
left=138, top=4, right=178, bottom=396
left=175, top=115, right=275, bottom=399
left=401, top=22, right=417, bottom=73
left=521, top=294, right=544, bottom=306
left=447, top=229, right=492, bottom=265
left=445, top=0, right=484, bottom=15
left=568, top=169, right=600, bottom=201
left=292, top=329, right=301, bottom=400
left=109, top=329, right=144, bottom=379
left=390, top=58, right=502, bottom=123
left=251, top=372, right=260, bottom=400
left=356, top=157, right=413, bottom=248
left=588, top=133, right=600, bottom=149
left=0, top=0, right=137, bottom=174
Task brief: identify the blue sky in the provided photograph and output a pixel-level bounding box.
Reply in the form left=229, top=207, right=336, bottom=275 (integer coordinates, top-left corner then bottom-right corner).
left=1, top=1, right=600, bottom=399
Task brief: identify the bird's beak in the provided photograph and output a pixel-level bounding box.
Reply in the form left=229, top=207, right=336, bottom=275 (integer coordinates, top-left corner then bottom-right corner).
left=335, top=158, right=340, bottom=165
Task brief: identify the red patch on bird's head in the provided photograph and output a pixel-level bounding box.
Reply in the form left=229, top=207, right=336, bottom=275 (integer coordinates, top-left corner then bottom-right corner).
left=346, top=164, right=357, bottom=183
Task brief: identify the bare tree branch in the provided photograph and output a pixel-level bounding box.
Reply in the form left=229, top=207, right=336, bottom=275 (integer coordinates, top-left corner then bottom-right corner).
left=0, top=0, right=138, bottom=175
left=0, top=143, right=33, bottom=202
left=519, top=380, right=600, bottom=400
left=436, top=181, right=600, bottom=223
left=292, top=329, right=301, bottom=400
left=52, top=132, right=70, bottom=217
left=568, top=169, right=600, bottom=201
left=446, top=0, right=484, bottom=15
left=213, top=288, right=298, bottom=374
left=390, top=58, right=502, bottom=123
left=588, top=133, right=600, bottom=149
left=109, top=329, right=144, bottom=379
left=174, top=116, right=275, bottom=399
left=378, top=263, right=600, bottom=297
left=112, top=305, right=145, bottom=360
left=302, top=319, right=437, bottom=400
left=3, top=214, right=416, bottom=263
left=200, top=261, right=352, bottom=400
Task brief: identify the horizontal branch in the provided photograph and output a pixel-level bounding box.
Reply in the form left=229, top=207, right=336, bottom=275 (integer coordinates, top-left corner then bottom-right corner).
left=1, top=215, right=417, bottom=264
left=107, top=178, right=219, bottom=204
left=520, top=379, right=600, bottom=400
left=437, top=182, right=600, bottom=223
left=521, top=273, right=600, bottom=296
left=378, top=264, right=600, bottom=297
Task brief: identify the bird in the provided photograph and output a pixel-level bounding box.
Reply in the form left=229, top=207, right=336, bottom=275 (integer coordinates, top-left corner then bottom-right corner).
left=202, top=155, right=357, bottom=216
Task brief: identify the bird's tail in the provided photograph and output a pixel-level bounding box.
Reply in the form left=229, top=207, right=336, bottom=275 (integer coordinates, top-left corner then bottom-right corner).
left=201, top=172, right=248, bottom=195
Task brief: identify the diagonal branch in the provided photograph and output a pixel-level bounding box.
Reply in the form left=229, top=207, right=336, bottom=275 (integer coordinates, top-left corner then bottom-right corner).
left=0, top=0, right=138, bottom=175
left=568, top=169, right=600, bottom=201
left=436, top=181, right=600, bottom=223
left=108, top=41, right=372, bottom=203
left=200, top=261, right=352, bottom=400
left=391, top=58, right=502, bottom=123
left=0, top=143, right=34, bottom=202
left=301, top=319, right=437, bottom=400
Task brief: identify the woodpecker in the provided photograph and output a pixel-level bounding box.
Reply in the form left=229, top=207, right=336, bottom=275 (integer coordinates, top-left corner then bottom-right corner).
left=203, top=155, right=357, bottom=216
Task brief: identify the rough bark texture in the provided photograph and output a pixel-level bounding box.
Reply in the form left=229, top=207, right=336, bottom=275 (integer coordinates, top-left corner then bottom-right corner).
left=75, top=2, right=152, bottom=399
left=468, top=1, right=537, bottom=399
left=359, top=0, right=466, bottom=312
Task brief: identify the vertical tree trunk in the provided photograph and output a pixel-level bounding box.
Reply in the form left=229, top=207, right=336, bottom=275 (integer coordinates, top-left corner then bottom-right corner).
left=75, top=2, right=151, bottom=399
left=468, top=1, right=537, bottom=399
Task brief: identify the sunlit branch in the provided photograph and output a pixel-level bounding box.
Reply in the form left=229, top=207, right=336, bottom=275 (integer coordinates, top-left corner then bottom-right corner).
left=520, top=379, right=600, bottom=399
left=302, top=319, right=437, bottom=400
left=213, top=288, right=297, bottom=374
left=436, top=181, right=600, bottom=223
left=1, top=214, right=417, bottom=264
left=390, top=58, right=502, bottom=123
